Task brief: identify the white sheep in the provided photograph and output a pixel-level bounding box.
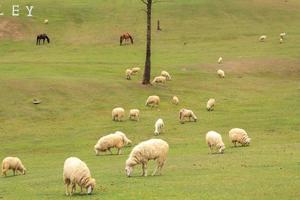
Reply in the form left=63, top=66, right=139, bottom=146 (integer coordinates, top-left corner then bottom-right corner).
left=125, top=69, right=133, bottom=80
left=206, top=131, right=225, bottom=154
left=2, top=157, right=26, bottom=176
left=229, top=128, right=251, bottom=147
left=154, top=118, right=164, bottom=135
left=207, top=98, right=216, bottom=111
left=44, top=19, right=49, bottom=24
left=172, top=96, right=179, bottom=105
left=152, top=76, right=167, bottom=84
left=218, top=57, right=223, bottom=64
left=280, top=38, right=283, bottom=44
left=259, top=35, right=267, bottom=42
left=63, top=157, right=96, bottom=196
left=161, top=70, right=172, bottom=80
left=145, top=95, right=160, bottom=107
left=129, top=109, right=140, bottom=121
left=217, top=69, right=225, bottom=78
left=131, top=67, right=141, bottom=74
left=280, top=32, right=286, bottom=39
left=125, top=139, right=169, bottom=177
left=112, top=107, right=125, bottom=121
left=94, top=131, right=132, bottom=155
left=179, top=108, right=197, bottom=123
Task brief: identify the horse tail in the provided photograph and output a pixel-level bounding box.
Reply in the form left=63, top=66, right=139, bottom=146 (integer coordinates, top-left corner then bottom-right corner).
left=120, top=35, right=123, bottom=46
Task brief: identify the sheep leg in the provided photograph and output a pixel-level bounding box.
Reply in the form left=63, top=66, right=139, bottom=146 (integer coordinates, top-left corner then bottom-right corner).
left=108, top=148, right=113, bottom=155
left=2, top=169, right=7, bottom=176
left=71, top=183, right=76, bottom=194
left=117, top=148, right=121, bottom=155
left=65, top=183, right=70, bottom=196
left=80, top=186, right=83, bottom=194
left=142, top=163, right=148, bottom=177
left=13, top=170, right=16, bottom=176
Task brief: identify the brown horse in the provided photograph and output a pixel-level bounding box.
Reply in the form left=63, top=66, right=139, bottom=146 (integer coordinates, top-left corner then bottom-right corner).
left=120, top=32, right=133, bottom=45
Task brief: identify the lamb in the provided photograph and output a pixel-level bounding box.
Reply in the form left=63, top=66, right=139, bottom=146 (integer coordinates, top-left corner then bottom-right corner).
left=172, top=96, right=179, bottom=105
left=125, top=139, right=169, bottom=177
left=229, top=128, right=251, bottom=147
left=217, top=69, right=225, bottom=78
left=63, top=157, right=96, bottom=196
left=179, top=108, right=197, bottom=123
left=94, top=131, right=132, bottom=155
left=2, top=157, right=26, bottom=176
left=206, top=131, right=225, bottom=154
left=152, top=76, right=167, bottom=84
left=44, top=19, right=49, bottom=24
left=218, top=57, right=223, bottom=64
left=280, top=32, right=286, bottom=39
left=131, top=67, right=141, bottom=74
left=129, top=109, right=140, bottom=121
left=259, top=35, right=267, bottom=42
left=280, top=38, right=283, bottom=44
left=154, top=118, right=164, bottom=135
left=125, top=69, right=133, bottom=80
left=112, top=107, right=125, bottom=121
left=145, top=95, right=160, bottom=107
left=161, top=70, right=172, bottom=80
left=206, top=98, right=216, bottom=111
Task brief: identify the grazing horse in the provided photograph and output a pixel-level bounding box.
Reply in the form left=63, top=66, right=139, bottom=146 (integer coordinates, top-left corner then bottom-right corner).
left=36, top=34, right=50, bottom=45
left=120, top=32, right=133, bottom=45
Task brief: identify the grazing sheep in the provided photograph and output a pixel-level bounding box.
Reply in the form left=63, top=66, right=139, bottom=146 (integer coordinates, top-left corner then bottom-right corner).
left=259, top=35, right=267, bottom=42
left=131, top=67, right=141, bottom=74
left=129, top=109, right=140, bottom=121
left=63, top=157, right=96, bottom=196
left=229, top=128, right=251, bottom=147
left=2, top=157, right=26, bottom=176
left=280, top=38, right=283, bottom=44
left=179, top=108, right=197, bottom=123
left=125, top=139, right=169, bottom=177
left=207, top=98, right=216, bottom=111
left=161, top=70, right=172, bottom=80
left=112, top=107, right=125, bottom=121
left=44, top=19, right=49, bottom=24
left=280, top=32, right=286, bottom=39
left=206, top=131, right=225, bottom=154
left=125, top=69, right=133, bottom=80
left=218, top=57, right=223, bottom=64
left=152, top=76, right=167, bottom=84
left=154, top=118, right=164, bottom=135
left=217, top=69, right=225, bottom=78
left=94, top=131, right=132, bottom=155
left=145, top=95, right=160, bottom=107
left=172, top=96, right=179, bottom=105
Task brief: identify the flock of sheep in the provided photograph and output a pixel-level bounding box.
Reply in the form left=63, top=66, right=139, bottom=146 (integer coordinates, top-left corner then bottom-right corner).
left=259, top=32, right=287, bottom=43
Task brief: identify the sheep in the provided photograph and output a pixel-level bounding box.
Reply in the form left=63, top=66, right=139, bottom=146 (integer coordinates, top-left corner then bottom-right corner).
left=207, top=98, right=216, bottom=111
left=125, top=139, right=169, bottom=177
left=217, top=69, right=225, bottom=78
left=131, top=67, right=141, bottom=74
left=44, top=19, right=49, bottom=24
left=129, top=109, right=140, bottom=121
left=2, top=157, right=26, bottom=176
left=218, top=57, right=223, bottom=64
left=125, top=69, right=133, bottom=80
left=179, top=108, right=197, bottom=123
left=145, top=95, right=160, bottom=107
left=259, top=35, right=267, bottom=42
left=206, top=131, right=225, bottom=154
left=154, top=118, right=164, bottom=135
left=280, top=32, right=286, bottom=39
left=63, top=157, right=96, bottom=196
left=229, top=128, right=251, bottom=147
left=280, top=38, right=283, bottom=44
left=152, top=76, right=167, bottom=84
left=94, top=131, right=132, bottom=155
left=172, top=96, right=179, bottom=105
left=112, top=107, right=125, bottom=121
left=161, top=70, right=172, bottom=80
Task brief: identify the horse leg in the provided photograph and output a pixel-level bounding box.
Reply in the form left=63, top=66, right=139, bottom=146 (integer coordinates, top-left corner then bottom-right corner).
left=43, top=38, right=45, bottom=44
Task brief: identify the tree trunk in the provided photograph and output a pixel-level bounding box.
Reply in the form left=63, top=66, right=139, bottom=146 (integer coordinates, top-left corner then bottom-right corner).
left=142, top=0, right=152, bottom=85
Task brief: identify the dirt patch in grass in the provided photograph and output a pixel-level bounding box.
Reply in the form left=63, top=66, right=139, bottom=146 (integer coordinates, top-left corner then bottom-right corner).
left=0, top=19, right=25, bottom=40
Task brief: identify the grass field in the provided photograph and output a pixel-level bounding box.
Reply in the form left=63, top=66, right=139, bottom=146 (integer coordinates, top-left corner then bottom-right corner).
left=0, top=0, right=300, bottom=199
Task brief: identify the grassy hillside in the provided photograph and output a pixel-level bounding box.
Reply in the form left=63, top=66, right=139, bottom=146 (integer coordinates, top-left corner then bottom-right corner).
left=0, top=0, right=300, bottom=199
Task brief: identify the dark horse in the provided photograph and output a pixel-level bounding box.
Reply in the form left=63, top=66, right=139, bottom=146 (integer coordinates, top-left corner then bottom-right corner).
left=36, top=34, right=50, bottom=45
left=120, top=32, right=133, bottom=46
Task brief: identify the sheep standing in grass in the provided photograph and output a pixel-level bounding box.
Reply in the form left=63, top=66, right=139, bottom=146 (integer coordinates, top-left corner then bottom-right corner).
left=125, top=139, right=169, bottom=177
left=112, top=107, right=125, bottom=121
left=207, top=98, right=216, bottom=111
left=152, top=76, right=167, bottom=84
left=172, top=96, right=179, bottom=105
left=259, top=35, right=267, bottom=42
left=131, top=67, right=141, bottom=74
left=125, top=69, right=133, bottom=80
left=218, top=57, right=223, bottom=64
left=280, top=32, right=286, bottom=39
left=63, top=157, right=96, bottom=196
left=161, top=71, right=172, bottom=80
left=154, top=118, right=164, bottom=135
left=129, top=109, right=140, bottom=121
left=145, top=95, right=160, bottom=107
left=206, top=131, right=225, bottom=154
left=94, top=131, right=132, bottom=155
left=44, top=19, right=49, bottom=24
left=2, top=157, right=26, bottom=176
left=280, top=38, right=283, bottom=44
left=229, top=128, right=251, bottom=147
left=217, top=69, right=225, bottom=78
left=179, top=108, right=197, bottom=123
